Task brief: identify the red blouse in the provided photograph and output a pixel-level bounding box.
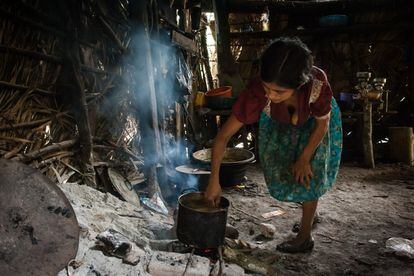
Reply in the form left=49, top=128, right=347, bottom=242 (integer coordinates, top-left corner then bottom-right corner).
left=232, top=66, right=333, bottom=126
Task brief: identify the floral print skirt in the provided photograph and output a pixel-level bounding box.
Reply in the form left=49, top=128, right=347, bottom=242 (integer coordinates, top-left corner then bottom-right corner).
left=259, top=99, right=342, bottom=202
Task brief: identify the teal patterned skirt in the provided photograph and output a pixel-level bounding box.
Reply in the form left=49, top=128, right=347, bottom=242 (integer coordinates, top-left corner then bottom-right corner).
left=259, top=99, right=342, bottom=202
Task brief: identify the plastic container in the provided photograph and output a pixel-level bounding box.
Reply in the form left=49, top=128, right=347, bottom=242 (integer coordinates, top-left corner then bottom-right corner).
left=194, top=91, right=206, bottom=107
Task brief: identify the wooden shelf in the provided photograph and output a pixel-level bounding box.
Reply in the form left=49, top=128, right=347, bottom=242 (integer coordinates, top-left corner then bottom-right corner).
left=226, top=0, right=410, bottom=14
left=230, top=22, right=414, bottom=40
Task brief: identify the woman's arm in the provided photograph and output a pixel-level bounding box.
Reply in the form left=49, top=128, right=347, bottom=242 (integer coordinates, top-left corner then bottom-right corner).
left=292, top=117, right=329, bottom=187
left=205, top=114, right=244, bottom=206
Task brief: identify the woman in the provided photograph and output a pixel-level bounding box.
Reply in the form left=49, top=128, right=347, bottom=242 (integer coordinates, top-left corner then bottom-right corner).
left=204, top=37, right=342, bottom=253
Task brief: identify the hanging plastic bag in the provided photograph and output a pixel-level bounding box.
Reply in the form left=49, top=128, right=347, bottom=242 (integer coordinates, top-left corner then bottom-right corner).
left=385, top=237, right=414, bottom=259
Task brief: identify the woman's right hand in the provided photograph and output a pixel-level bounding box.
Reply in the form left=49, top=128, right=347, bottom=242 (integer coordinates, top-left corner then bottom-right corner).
left=203, top=114, right=243, bottom=207
left=204, top=180, right=222, bottom=207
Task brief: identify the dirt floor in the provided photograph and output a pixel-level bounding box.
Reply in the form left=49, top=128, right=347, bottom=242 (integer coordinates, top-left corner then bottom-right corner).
left=222, top=163, right=414, bottom=275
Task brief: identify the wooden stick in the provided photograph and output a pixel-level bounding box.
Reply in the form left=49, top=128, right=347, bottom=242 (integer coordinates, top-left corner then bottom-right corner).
left=97, top=16, right=127, bottom=53
left=93, top=1, right=127, bottom=53
left=231, top=203, right=263, bottom=222
left=0, top=136, right=33, bottom=143
left=93, top=144, right=144, bottom=162
left=182, top=248, right=195, bottom=276
left=13, top=139, right=76, bottom=162
left=0, top=112, right=68, bottom=131
left=0, top=119, right=51, bottom=132
left=2, top=121, right=51, bottom=159
left=316, top=233, right=345, bottom=243
left=0, top=80, right=54, bottom=95
left=0, top=45, right=62, bottom=63
left=363, top=99, right=375, bottom=168
left=86, top=75, right=115, bottom=105
left=35, top=152, right=74, bottom=167
left=0, top=44, right=112, bottom=76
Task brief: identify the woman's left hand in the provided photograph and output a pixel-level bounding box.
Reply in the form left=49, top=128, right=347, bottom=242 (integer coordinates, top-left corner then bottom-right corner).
left=292, top=157, right=313, bottom=189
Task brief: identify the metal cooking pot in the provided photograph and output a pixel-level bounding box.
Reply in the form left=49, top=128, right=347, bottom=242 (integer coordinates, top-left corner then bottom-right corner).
left=176, top=192, right=229, bottom=248
left=192, top=148, right=255, bottom=187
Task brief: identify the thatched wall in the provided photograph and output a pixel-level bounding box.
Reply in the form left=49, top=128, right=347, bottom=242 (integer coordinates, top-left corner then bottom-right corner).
left=0, top=0, right=206, bottom=194
left=0, top=0, right=170, bottom=187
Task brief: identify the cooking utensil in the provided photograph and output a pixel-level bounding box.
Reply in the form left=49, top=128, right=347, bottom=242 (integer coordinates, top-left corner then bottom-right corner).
left=175, top=164, right=211, bottom=192
left=192, top=148, right=255, bottom=186
left=176, top=192, right=229, bottom=248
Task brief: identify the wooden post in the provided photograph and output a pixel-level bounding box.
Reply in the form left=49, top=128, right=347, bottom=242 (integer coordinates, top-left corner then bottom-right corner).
left=408, top=33, right=414, bottom=117
left=57, top=1, right=96, bottom=187
left=389, top=127, right=413, bottom=165
left=130, top=0, right=163, bottom=197
left=200, top=17, right=214, bottom=91
left=362, top=99, right=375, bottom=168
left=212, top=0, right=234, bottom=85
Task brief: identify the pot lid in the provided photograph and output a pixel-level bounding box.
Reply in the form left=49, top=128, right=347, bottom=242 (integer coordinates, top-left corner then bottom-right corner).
left=192, top=148, right=255, bottom=165
left=175, top=165, right=210, bottom=175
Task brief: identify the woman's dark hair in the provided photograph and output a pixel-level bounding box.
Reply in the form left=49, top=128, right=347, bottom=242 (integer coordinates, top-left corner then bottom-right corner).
left=260, top=37, right=313, bottom=89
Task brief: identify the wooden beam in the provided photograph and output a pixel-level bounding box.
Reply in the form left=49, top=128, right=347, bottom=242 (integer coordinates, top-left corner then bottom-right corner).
left=229, top=22, right=414, bottom=39
left=212, top=0, right=235, bottom=82
left=171, top=30, right=197, bottom=52
left=227, top=0, right=411, bottom=14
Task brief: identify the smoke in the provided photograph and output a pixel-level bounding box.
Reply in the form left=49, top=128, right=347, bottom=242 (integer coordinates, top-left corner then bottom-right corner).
left=125, top=20, right=200, bottom=201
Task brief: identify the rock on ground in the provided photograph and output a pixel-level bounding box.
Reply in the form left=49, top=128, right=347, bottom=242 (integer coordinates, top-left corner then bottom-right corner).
left=57, top=182, right=173, bottom=276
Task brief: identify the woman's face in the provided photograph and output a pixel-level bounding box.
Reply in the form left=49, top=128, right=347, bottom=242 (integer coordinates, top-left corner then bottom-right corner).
left=262, top=81, right=295, bottom=103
